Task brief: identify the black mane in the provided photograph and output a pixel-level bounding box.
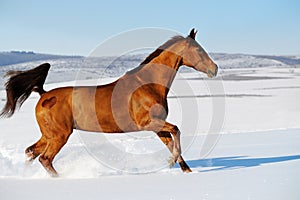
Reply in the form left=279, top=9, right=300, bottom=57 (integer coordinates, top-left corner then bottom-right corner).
left=127, top=36, right=184, bottom=74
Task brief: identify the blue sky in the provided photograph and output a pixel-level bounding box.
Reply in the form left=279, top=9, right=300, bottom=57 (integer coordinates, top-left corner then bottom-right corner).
left=0, top=0, right=299, bottom=56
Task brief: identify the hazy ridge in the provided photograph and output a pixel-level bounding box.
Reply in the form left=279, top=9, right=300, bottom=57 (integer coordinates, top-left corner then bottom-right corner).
left=0, top=51, right=299, bottom=90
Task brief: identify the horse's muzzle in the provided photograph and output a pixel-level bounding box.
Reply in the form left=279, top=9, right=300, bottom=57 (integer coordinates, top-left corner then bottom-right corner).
left=207, top=65, right=218, bottom=78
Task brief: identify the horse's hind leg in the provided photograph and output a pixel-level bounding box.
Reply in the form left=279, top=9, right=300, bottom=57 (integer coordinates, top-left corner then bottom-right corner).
left=25, top=136, right=47, bottom=163
left=38, top=134, right=70, bottom=177
left=157, top=131, right=192, bottom=173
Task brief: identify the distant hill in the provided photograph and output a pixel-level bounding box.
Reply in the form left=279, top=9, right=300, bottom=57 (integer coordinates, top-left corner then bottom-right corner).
left=210, top=53, right=300, bottom=68
left=1, top=51, right=299, bottom=68
left=0, top=51, right=82, bottom=66
left=0, top=51, right=299, bottom=90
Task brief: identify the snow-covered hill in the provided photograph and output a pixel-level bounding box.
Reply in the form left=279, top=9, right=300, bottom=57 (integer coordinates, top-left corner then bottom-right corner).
left=0, top=51, right=82, bottom=66
left=211, top=53, right=299, bottom=68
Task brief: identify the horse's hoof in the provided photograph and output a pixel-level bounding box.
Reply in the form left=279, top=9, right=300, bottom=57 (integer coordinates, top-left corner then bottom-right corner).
left=50, top=172, right=59, bottom=178
left=25, top=150, right=34, bottom=164
left=47, top=170, right=59, bottom=178
left=178, top=161, right=192, bottom=173
left=183, top=168, right=192, bottom=173
left=167, top=157, right=176, bottom=168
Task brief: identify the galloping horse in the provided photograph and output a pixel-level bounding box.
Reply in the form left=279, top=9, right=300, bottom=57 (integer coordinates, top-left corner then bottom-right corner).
left=1, top=29, right=218, bottom=176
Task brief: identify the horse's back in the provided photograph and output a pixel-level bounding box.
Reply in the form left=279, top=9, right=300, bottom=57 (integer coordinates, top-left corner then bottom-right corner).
left=36, top=86, right=74, bottom=110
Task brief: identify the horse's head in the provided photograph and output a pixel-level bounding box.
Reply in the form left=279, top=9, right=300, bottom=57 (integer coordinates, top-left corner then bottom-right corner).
left=181, top=29, right=218, bottom=78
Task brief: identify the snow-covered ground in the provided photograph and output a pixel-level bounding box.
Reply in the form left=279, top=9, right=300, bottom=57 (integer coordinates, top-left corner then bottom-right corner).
left=0, top=66, right=300, bottom=199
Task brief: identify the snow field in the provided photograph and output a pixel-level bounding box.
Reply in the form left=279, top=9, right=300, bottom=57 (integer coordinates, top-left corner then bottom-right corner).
left=0, top=66, right=300, bottom=199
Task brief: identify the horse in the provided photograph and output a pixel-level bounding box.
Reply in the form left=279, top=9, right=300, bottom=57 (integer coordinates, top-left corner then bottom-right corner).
left=0, top=29, right=218, bottom=177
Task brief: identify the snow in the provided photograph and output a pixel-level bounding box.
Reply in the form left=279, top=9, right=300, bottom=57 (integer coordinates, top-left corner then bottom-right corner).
left=0, top=66, right=300, bottom=199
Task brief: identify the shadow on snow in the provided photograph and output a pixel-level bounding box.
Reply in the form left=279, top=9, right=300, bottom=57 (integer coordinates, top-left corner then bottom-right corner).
left=175, top=155, right=300, bottom=172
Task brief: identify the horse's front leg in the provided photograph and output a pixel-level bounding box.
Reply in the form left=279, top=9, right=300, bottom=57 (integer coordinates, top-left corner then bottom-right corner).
left=144, top=119, right=182, bottom=168
left=157, top=131, right=192, bottom=172
left=168, top=125, right=181, bottom=168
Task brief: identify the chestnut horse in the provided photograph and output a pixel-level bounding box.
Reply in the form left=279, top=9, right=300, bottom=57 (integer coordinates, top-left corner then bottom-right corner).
left=1, top=29, right=218, bottom=176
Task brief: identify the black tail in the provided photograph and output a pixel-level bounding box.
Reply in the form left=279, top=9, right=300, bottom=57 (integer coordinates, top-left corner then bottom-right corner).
left=0, top=63, right=50, bottom=118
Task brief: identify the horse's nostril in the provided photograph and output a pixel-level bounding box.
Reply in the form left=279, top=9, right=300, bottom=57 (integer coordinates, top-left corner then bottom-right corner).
left=215, top=65, right=218, bottom=75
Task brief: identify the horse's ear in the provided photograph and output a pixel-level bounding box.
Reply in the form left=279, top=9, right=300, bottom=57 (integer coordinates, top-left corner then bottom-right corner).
left=188, top=28, right=197, bottom=39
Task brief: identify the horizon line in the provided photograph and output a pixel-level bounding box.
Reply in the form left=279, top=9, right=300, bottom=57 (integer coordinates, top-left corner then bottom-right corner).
left=1, top=50, right=299, bottom=57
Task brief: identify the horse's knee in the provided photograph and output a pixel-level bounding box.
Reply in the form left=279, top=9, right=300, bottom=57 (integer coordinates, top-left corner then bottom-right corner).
left=170, top=125, right=180, bottom=135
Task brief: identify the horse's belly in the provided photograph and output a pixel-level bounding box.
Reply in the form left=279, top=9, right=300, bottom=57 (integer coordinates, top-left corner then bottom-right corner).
left=72, top=101, right=122, bottom=133
left=72, top=87, right=130, bottom=133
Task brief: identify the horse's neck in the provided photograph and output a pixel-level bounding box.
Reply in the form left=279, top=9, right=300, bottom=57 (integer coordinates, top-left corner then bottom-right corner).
left=134, top=50, right=182, bottom=98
